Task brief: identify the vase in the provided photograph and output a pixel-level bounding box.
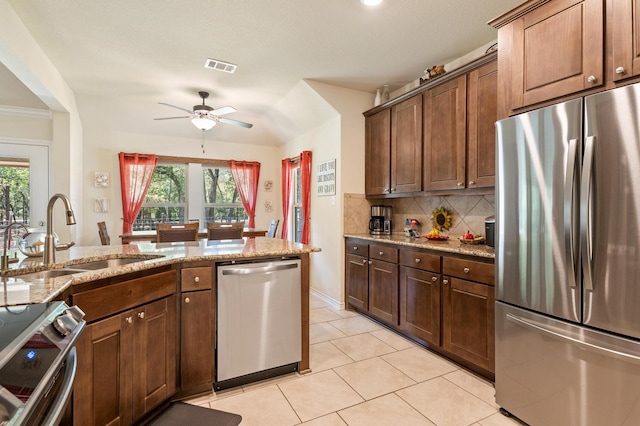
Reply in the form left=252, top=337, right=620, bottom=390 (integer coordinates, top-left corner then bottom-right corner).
left=382, top=85, right=390, bottom=102
left=374, top=89, right=381, bottom=106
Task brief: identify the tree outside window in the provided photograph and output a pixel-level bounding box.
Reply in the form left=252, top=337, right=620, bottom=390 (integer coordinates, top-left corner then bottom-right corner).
left=0, top=159, right=30, bottom=227
left=203, top=167, right=247, bottom=224
left=136, top=164, right=186, bottom=230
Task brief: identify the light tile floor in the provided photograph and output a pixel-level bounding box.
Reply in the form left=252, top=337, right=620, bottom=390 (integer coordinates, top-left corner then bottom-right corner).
left=186, top=293, right=524, bottom=426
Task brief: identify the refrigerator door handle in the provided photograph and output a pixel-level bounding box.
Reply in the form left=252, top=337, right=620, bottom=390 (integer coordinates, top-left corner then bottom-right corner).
left=506, top=313, right=640, bottom=365
left=564, top=138, right=578, bottom=288
left=581, top=135, right=595, bottom=291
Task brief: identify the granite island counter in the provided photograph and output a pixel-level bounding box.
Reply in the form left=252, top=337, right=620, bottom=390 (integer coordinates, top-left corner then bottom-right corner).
left=0, top=237, right=320, bottom=424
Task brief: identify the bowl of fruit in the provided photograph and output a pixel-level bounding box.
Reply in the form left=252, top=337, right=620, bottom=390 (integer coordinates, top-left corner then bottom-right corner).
left=424, top=228, right=449, bottom=241
left=459, top=231, right=485, bottom=245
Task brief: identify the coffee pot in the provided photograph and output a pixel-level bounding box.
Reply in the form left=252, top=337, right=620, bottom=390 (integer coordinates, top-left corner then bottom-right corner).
left=369, top=205, right=392, bottom=235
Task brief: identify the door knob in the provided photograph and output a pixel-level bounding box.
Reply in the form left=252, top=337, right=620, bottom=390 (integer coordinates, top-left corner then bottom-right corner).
left=587, top=75, right=597, bottom=84
left=431, top=276, right=437, bottom=282
left=443, top=279, right=449, bottom=285
left=125, top=317, right=133, bottom=324
left=415, top=258, right=421, bottom=263
left=463, top=267, right=470, bottom=274
left=194, top=276, right=200, bottom=283
left=137, top=312, right=145, bottom=319
left=185, top=297, right=190, bottom=304
left=616, top=66, right=626, bottom=75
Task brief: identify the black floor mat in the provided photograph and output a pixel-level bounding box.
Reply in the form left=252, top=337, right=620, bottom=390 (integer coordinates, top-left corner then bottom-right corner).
left=148, top=402, right=242, bottom=426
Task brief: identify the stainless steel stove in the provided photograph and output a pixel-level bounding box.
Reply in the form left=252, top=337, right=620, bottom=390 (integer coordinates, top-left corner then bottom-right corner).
left=0, top=302, right=85, bottom=425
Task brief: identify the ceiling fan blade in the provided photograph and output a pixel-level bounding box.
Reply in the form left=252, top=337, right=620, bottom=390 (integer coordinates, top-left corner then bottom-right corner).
left=218, top=117, right=253, bottom=128
left=158, top=102, right=193, bottom=114
left=211, top=106, right=237, bottom=116
left=153, top=116, right=191, bottom=120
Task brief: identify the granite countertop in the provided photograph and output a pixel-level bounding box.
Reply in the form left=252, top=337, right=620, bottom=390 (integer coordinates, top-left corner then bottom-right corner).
left=0, top=238, right=321, bottom=307
left=344, top=233, right=495, bottom=259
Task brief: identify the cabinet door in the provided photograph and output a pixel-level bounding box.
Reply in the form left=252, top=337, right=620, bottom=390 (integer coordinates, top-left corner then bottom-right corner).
left=610, top=0, right=640, bottom=82
left=467, top=60, right=497, bottom=189
left=181, top=290, right=214, bottom=389
left=132, top=296, right=177, bottom=421
left=368, top=259, right=399, bottom=325
left=423, top=75, right=467, bottom=191
left=510, top=0, right=603, bottom=109
left=399, top=266, right=440, bottom=345
left=365, top=109, right=391, bottom=195
left=346, top=253, right=369, bottom=311
left=442, top=277, right=495, bottom=373
left=391, top=95, right=422, bottom=193
left=74, top=311, right=134, bottom=426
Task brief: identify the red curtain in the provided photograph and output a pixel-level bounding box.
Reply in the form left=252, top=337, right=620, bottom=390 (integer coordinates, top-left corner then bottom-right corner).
left=119, top=153, right=157, bottom=234
left=280, top=159, right=296, bottom=239
left=229, top=160, right=261, bottom=228
left=300, top=151, right=312, bottom=244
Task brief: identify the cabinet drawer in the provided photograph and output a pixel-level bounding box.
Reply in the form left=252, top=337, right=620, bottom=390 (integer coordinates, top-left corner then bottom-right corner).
left=181, top=266, right=213, bottom=291
left=370, top=244, right=398, bottom=263
left=73, top=270, right=177, bottom=323
left=443, top=257, right=494, bottom=285
left=346, top=240, right=368, bottom=256
left=399, top=249, right=440, bottom=272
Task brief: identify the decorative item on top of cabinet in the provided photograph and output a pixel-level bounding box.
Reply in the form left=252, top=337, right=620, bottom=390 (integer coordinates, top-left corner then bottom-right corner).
left=489, top=0, right=604, bottom=118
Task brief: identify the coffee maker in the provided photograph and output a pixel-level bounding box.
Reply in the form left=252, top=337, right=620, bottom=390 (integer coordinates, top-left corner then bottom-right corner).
left=369, top=205, right=392, bottom=235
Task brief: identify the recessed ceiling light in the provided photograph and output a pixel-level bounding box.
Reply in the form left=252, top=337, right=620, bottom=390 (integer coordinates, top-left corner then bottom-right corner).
left=361, top=0, right=382, bottom=6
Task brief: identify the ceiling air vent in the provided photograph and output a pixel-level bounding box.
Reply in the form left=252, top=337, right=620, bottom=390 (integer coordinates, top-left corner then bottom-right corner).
left=204, top=58, right=237, bottom=73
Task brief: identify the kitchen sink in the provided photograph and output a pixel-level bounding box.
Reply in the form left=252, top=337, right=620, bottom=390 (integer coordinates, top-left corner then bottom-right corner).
left=7, top=268, right=86, bottom=282
left=66, top=257, right=148, bottom=270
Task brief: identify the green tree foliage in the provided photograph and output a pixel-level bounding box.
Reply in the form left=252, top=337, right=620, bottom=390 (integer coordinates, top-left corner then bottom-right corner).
left=0, top=165, right=30, bottom=224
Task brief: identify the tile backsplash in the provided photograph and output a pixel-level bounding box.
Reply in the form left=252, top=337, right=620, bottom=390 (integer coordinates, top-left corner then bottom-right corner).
left=344, top=193, right=495, bottom=238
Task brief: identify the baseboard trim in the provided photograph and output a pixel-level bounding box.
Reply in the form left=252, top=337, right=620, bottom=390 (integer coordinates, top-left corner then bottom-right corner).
left=310, top=288, right=344, bottom=310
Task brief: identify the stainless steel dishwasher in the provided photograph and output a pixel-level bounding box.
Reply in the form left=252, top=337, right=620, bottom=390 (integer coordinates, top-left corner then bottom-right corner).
left=215, top=257, right=301, bottom=390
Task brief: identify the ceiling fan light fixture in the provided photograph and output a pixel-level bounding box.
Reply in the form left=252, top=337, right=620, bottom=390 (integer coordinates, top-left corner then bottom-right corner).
left=192, top=117, right=216, bottom=131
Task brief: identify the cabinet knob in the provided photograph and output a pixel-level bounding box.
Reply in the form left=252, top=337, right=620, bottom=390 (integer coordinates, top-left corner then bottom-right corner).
left=431, top=276, right=437, bottom=282
left=415, top=258, right=421, bottom=263
left=587, top=75, right=597, bottom=84
left=353, top=246, right=358, bottom=250
left=194, top=276, right=200, bottom=283
left=468, top=180, right=475, bottom=186
left=379, top=251, right=384, bottom=256
left=185, top=297, right=190, bottom=304
left=138, top=312, right=145, bottom=319
left=368, top=261, right=373, bottom=264
left=616, top=66, right=626, bottom=75
left=125, top=317, right=133, bottom=324
left=443, top=279, right=449, bottom=285
left=463, top=267, right=470, bottom=274
left=362, top=259, right=368, bottom=264
left=457, top=182, right=463, bottom=187
left=391, top=188, right=396, bottom=192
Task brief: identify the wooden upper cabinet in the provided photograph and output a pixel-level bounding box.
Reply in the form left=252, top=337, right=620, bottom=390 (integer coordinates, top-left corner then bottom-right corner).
left=491, top=0, right=604, bottom=115
left=610, top=0, right=640, bottom=82
left=365, top=109, right=391, bottom=195
left=423, top=75, right=467, bottom=191
left=391, top=95, right=422, bottom=193
left=467, top=60, right=498, bottom=189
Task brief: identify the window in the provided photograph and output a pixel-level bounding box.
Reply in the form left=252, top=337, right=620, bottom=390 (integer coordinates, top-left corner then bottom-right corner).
left=134, top=160, right=246, bottom=230
left=0, top=158, right=30, bottom=227
left=135, top=163, right=186, bottom=230
left=292, top=166, right=303, bottom=243
left=203, top=166, right=247, bottom=223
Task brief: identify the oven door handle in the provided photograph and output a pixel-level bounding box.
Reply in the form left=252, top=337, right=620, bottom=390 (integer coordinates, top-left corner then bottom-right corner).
left=41, top=346, right=77, bottom=426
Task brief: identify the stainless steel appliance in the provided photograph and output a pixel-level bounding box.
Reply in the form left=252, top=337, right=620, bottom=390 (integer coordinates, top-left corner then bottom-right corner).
left=215, top=257, right=301, bottom=391
left=495, top=83, right=640, bottom=425
left=369, top=205, right=391, bottom=235
left=0, top=301, right=85, bottom=425
left=484, top=216, right=495, bottom=248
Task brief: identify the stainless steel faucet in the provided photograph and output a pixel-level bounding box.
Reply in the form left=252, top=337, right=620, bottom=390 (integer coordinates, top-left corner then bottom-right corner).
left=44, top=193, right=77, bottom=265
left=1, top=219, right=29, bottom=272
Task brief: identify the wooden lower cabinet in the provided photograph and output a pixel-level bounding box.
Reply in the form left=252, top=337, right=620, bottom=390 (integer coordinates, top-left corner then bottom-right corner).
left=368, top=259, right=398, bottom=325
left=180, top=290, right=213, bottom=389
left=442, top=276, right=495, bottom=373
left=399, top=266, right=440, bottom=346
left=345, top=253, right=369, bottom=311
left=74, top=295, right=177, bottom=425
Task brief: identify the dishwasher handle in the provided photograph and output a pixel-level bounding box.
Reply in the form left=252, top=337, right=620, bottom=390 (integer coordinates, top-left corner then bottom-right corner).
left=221, top=262, right=299, bottom=276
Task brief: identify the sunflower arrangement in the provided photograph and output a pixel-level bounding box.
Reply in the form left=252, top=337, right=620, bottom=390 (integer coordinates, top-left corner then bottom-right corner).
left=431, top=207, right=452, bottom=231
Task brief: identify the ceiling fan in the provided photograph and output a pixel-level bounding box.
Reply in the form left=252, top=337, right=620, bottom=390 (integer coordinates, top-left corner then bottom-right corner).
left=154, top=91, right=253, bottom=131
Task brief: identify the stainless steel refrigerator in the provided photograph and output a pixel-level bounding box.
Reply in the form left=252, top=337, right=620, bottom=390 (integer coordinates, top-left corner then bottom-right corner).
left=495, top=82, right=640, bottom=426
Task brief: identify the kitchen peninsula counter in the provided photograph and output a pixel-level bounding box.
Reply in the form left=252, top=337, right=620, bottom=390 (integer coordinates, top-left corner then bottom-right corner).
left=0, top=238, right=320, bottom=306
left=344, top=233, right=495, bottom=259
